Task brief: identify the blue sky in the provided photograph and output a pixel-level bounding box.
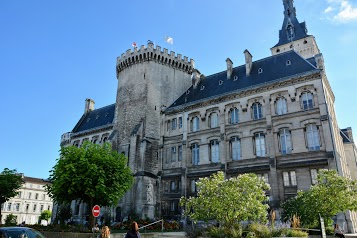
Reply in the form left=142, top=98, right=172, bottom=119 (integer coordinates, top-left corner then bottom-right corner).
left=1, top=0, right=357, bottom=179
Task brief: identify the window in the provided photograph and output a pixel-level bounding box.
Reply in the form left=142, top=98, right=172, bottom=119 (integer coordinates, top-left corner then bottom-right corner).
left=210, top=140, right=220, bottom=163
left=192, top=117, right=199, bottom=132
left=301, top=92, right=314, bottom=110
left=75, top=204, right=80, bottom=215
left=17, top=192, right=22, bottom=198
left=170, top=181, right=177, bottom=192
left=42, top=194, right=46, bottom=200
left=7, top=203, right=11, bottom=211
left=47, top=205, right=51, bottom=210
left=170, top=201, right=177, bottom=211
left=171, top=147, right=176, bottom=162
left=306, top=124, right=320, bottom=151
left=252, top=103, right=263, bottom=120
left=283, top=171, right=297, bottom=186
left=178, top=145, right=182, bottom=161
left=311, top=169, right=318, bottom=185
left=286, top=60, right=291, bottom=66
left=164, top=181, right=169, bottom=192
left=28, top=192, right=32, bottom=199
left=15, top=203, right=20, bottom=212
left=40, top=205, right=44, bottom=212
left=287, top=24, right=294, bottom=40
left=255, top=133, right=266, bottom=157
left=33, top=204, right=37, bottom=212
left=279, top=128, right=292, bottom=154
left=258, top=68, right=263, bottom=74
left=35, top=193, right=39, bottom=200
left=229, top=108, right=239, bottom=124
left=191, top=179, right=198, bottom=193
left=276, top=97, right=287, bottom=115
left=179, top=117, right=183, bottom=129
left=257, top=173, right=269, bottom=186
left=26, top=204, right=29, bottom=212
left=172, top=118, right=177, bottom=130
left=192, top=144, right=200, bottom=165
left=231, top=137, right=241, bottom=161
left=210, top=112, right=219, bottom=128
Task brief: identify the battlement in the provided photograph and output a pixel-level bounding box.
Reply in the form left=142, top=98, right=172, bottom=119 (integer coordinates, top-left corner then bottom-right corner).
left=116, top=42, right=195, bottom=77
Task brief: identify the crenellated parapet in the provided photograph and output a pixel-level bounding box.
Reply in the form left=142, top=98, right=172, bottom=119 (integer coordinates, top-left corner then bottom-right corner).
left=116, top=42, right=195, bottom=77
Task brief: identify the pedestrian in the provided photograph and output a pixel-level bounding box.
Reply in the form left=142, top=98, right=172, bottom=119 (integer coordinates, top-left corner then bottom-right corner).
left=92, top=223, right=100, bottom=233
left=125, top=221, right=141, bottom=238
left=98, top=225, right=110, bottom=238
left=334, top=224, right=345, bottom=238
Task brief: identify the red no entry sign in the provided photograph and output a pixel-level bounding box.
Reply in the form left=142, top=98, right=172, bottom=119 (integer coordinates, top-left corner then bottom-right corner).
left=92, top=205, right=100, bottom=217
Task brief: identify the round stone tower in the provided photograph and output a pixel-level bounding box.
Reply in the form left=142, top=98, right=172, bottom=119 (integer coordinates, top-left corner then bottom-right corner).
left=113, top=41, right=194, bottom=219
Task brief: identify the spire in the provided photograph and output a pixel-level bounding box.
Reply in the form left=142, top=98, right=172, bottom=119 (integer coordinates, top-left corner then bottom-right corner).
left=272, top=0, right=309, bottom=48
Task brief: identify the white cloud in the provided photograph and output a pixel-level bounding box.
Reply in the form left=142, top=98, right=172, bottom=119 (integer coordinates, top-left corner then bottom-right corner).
left=324, top=0, right=357, bottom=23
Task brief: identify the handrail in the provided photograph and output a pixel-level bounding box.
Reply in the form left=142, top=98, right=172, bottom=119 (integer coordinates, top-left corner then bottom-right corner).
left=139, top=219, right=164, bottom=234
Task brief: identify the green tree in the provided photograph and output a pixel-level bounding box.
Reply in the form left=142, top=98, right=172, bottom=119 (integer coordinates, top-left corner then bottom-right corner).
left=46, top=141, right=133, bottom=227
left=39, top=210, right=52, bottom=222
left=0, top=168, right=24, bottom=224
left=56, top=204, right=72, bottom=225
left=4, top=213, right=17, bottom=226
left=283, top=170, right=357, bottom=227
left=180, top=171, right=270, bottom=228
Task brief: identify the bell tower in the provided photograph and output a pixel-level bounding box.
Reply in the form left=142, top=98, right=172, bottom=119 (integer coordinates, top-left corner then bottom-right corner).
left=271, top=0, right=320, bottom=59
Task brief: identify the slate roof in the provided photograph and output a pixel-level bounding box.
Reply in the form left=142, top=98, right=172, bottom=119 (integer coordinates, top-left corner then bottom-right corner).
left=72, top=103, right=115, bottom=133
left=168, top=51, right=319, bottom=110
left=24, top=176, right=51, bottom=184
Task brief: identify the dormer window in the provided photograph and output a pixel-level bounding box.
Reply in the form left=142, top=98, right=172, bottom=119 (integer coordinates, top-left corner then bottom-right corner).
left=286, top=60, right=291, bottom=66
left=276, top=49, right=280, bottom=53
left=258, top=68, right=263, bottom=74
left=287, top=24, right=295, bottom=40
left=201, top=85, right=205, bottom=90
left=186, top=90, right=190, bottom=95
left=233, top=75, right=238, bottom=81
left=219, top=80, right=223, bottom=85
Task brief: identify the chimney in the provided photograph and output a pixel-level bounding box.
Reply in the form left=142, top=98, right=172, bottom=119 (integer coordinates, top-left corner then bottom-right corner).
left=314, top=53, right=325, bottom=71
left=85, top=98, right=95, bottom=113
left=244, top=49, right=253, bottom=76
left=191, top=69, right=201, bottom=89
left=226, top=58, right=233, bottom=79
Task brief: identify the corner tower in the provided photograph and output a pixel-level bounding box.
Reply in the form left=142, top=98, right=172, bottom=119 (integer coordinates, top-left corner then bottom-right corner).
left=271, top=0, right=320, bottom=59
left=113, top=41, right=194, bottom=218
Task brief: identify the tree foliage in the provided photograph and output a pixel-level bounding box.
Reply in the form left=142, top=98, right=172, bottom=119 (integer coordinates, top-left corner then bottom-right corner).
left=283, top=169, right=357, bottom=227
left=40, top=210, right=52, bottom=222
left=180, top=171, right=270, bottom=227
left=0, top=168, right=24, bottom=224
left=46, top=141, right=134, bottom=226
left=4, top=213, right=17, bottom=226
left=56, top=204, right=72, bottom=225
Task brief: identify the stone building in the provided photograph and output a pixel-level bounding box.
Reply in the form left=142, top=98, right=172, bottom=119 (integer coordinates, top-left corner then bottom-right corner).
left=61, top=0, right=357, bottom=231
left=0, top=175, right=53, bottom=225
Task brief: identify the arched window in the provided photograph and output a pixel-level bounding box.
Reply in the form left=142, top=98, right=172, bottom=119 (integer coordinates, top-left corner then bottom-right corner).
left=229, top=108, right=239, bottom=124
left=301, top=92, right=314, bottom=110
left=276, top=97, right=287, bottom=115
left=209, top=112, right=219, bottom=128
left=252, top=103, right=263, bottom=120
left=255, top=132, right=266, bottom=157
left=287, top=24, right=295, bottom=40
left=210, top=140, right=220, bottom=163
left=191, top=117, right=199, bottom=132
left=191, top=143, right=200, bottom=165
left=306, top=124, right=320, bottom=151
left=231, top=137, right=241, bottom=161
left=279, top=128, right=292, bottom=154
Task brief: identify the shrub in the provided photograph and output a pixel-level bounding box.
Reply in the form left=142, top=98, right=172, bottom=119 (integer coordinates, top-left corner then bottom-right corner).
left=207, top=225, right=242, bottom=238
left=184, top=224, right=204, bottom=238
left=248, top=223, right=271, bottom=238
left=286, top=229, right=308, bottom=237
left=4, top=214, right=17, bottom=226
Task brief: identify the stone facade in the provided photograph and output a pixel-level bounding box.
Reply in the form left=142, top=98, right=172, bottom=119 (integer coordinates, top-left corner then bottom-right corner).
left=0, top=175, right=53, bottom=225
left=60, top=0, right=357, bottom=232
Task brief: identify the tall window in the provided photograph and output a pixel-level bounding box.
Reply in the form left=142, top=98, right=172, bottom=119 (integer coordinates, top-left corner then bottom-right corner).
left=26, top=204, right=29, bottom=212
left=33, top=204, right=37, bottom=212
left=192, top=117, right=199, bottom=132
left=279, top=128, right=292, bottom=154
left=257, top=173, right=269, bottom=186
left=40, top=205, right=44, bottom=212
left=15, top=203, right=20, bottom=212
left=276, top=97, right=287, bottom=115
left=178, top=145, right=182, bottom=161
left=210, top=112, right=219, bottom=128
left=283, top=171, right=297, bottom=186
left=172, top=118, right=177, bottom=130
left=229, top=108, right=239, bottom=124
left=301, top=92, right=314, bottom=110
left=171, top=147, right=176, bottom=162
left=306, top=124, right=320, bottom=151
left=28, top=192, right=31, bottom=199
left=192, top=144, right=200, bottom=165
left=179, top=117, right=183, bottom=129
left=170, top=181, right=177, bottom=192
left=35, top=193, right=39, bottom=200
left=191, top=179, right=198, bottom=193
left=310, top=169, right=318, bottom=185
left=7, top=203, right=11, bottom=211
left=252, top=103, right=263, bottom=120
left=210, top=140, right=220, bottom=163
left=231, top=137, right=241, bottom=161
left=170, top=201, right=177, bottom=212
left=255, top=133, right=266, bottom=157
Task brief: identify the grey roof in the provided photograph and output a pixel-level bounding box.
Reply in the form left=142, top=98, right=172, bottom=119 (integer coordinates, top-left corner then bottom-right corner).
left=72, top=104, right=115, bottom=133
left=168, top=51, right=318, bottom=110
